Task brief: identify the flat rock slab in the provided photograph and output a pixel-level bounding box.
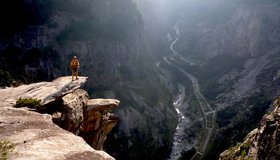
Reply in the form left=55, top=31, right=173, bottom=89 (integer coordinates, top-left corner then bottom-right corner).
left=86, top=99, right=120, bottom=112
left=0, top=76, right=87, bottom=108
left=0, top=107, right=114, bottom=160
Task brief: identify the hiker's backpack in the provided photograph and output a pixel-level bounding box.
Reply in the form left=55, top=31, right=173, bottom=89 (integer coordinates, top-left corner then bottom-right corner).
left=71, top=59, right=79, bottom=68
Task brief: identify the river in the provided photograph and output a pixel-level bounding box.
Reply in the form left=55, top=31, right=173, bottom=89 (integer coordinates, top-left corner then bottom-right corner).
left=168, top=84, right=191, bottom=160
left=163, top=26, right=215, bottom=160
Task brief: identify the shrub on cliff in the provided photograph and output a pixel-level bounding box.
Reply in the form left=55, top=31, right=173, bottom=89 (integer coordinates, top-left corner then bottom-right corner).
left=0, top=140, right=14, bottom=160
left=14, top=98, right=41, bottom=109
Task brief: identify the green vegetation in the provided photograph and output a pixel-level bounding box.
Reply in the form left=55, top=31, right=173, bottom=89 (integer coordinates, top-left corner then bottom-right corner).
left=236, top=140, right=251, bottom=158
left=0, top=69, right=14, bottom=87
left=241, top=148, right=247, bottom=157
left=14, top=98, right=41, bottom=109
left=0, top=140, right=14, bottom=160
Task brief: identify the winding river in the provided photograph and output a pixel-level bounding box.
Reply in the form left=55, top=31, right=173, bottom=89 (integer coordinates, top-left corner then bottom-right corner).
left=163, top=27, right=215, bottom=160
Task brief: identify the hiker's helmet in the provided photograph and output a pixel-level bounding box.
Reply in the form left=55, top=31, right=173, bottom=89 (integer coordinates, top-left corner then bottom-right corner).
left=73, top=56, right=77, bottom=59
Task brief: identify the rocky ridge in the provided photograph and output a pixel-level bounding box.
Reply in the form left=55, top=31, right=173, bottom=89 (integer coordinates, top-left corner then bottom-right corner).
left=219, top=97, right=280, bottom=160
left=0, top=76, right=119, bottom=160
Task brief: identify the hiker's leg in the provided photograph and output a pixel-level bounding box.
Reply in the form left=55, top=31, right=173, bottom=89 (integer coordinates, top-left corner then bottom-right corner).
left=72, top=69, right=74, bottom=80
left=76, top=70, right=78, bottom=79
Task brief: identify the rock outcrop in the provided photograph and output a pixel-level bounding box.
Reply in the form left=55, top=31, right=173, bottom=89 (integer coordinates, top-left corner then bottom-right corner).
left=219, top=97, right=280, bottom=160
left=80, top=99, right=120, bottom=150
left=0, top=76, right=119, bottom=160
left=0, top=76, right=88, bottom=108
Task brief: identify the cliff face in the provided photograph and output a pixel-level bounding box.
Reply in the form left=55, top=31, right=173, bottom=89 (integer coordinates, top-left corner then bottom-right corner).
left=0, top=76, right=119, bottom=159
left=220, top=97, right=280, bottom=160
left=0, top=1, right=176, bottom=159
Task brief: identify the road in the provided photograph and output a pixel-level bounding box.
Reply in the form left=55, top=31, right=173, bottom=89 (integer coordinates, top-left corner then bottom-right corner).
left=163, top=27, right=216, bottom=160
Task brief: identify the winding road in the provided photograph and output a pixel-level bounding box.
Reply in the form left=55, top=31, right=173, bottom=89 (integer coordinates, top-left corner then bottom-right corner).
left=162, top=27, right=216, bottom=160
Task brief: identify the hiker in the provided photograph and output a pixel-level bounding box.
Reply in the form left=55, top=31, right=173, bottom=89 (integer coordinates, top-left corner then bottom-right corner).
left=71, top=56, right=80, bottom=81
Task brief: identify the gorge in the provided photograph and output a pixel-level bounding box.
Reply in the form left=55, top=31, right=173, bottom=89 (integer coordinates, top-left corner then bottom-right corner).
left=1, top=0, right=280, bottom=160
left=162, top=26, right=216, bottom=159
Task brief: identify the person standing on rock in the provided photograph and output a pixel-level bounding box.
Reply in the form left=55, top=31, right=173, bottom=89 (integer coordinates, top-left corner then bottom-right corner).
left=71, top=56, right=80, bottom=81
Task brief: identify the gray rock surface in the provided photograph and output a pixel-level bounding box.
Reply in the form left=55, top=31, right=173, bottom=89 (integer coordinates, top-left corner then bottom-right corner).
left=0, top=76, right=87, bottom=108
left=0, top=107, right=114, bottom=160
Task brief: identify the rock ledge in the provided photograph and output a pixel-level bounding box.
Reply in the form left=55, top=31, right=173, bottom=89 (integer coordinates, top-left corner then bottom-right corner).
left=0, top=76, right=119, bottom=160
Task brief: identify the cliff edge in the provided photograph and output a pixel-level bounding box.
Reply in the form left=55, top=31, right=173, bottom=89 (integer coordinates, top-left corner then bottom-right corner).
left=219, top=97, right=280, bottom=160
left=0, top=76, right=119, bottom=160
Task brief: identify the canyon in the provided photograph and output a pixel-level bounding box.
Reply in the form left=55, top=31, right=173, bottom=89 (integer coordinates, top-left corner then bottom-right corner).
left=1, top=0, right=280, bottom=159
